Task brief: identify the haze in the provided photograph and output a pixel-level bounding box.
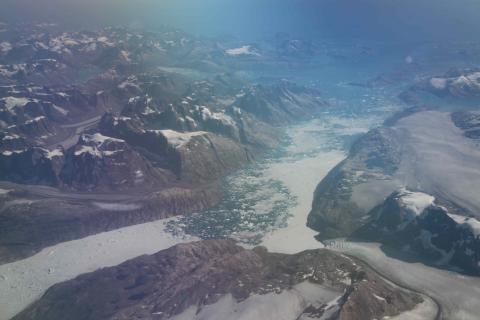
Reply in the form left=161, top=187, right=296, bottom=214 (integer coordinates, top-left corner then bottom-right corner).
left=2, top=0, right=480, bottom=42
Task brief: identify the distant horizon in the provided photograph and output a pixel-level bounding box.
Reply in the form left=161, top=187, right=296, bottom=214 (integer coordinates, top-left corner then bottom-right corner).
left=1, top=1, right=480, bottom=319
left=1, top=0, right=480, bottom=43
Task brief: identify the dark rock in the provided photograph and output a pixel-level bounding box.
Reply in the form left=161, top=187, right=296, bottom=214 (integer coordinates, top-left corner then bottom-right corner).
left=356, top=191, right=480, bottom=275
left=13, top=240, right=421, bottom=320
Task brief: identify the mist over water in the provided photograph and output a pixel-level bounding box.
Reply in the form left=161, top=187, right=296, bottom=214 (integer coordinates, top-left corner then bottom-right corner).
left=2, top=0, right=480, bottom=43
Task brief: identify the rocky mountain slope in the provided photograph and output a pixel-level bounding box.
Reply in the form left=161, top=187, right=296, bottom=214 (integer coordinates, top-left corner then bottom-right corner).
left=307, top=126, right=404, bottom=238
left=398, top=68, right=480, bottom=112
left=13, top=239, right=422, bottom=320
left=0, top=22, right=326, bottom=263
left=451, top=110, right=480, bottom=139
left=307, top=109, right=480, bottom=274
left=417, top=69, right=480, bottom=98
left=356, top=190, right=480, bottom=275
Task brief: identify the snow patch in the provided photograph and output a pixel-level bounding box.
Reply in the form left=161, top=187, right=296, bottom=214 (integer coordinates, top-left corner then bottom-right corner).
left=225, top=45, right=260, bottom=56
left=82, top=42, right=97, bottom=52
left=118, top=76, right=139, bottom=90
left=1, top=97, right=31, bottom=111
left=74, top=145, right=101, bottom=157
left=97, top=36, right=114, bottom=46
left=93, top=202, right=141, bottom=211
left=397, top=189, right=435, bottom=215
left=52, top=104, right=68, bottom=116
left=0, top=42, right=11, bottom=53
left=199, top=106, right=235, bottom=126
left=44, top=148, right=63, bottom=159
left=430, top=78, right=447, bottom=90
left=74, top=134, right=124, bottom=157
left=113, top=116, right=132, bottom=126
left=169, top=281, right=341, bottom=320
left=0, top=188, right=11, bottom=195
left=24, top=116, right=45, bottom=125
left=447, top=213, right=480, bottom=237
left=156, top=130, right=208, bottom=148
left=81, top=133, right=124, bottom=146
left=232, top=106, right=242, bottom=115
left=373, top=294, right=386, bottom=302
left=389, top=295, right=438, bottom=320
left=119, top=50, right=131, bottom=62
left=1, top=134, right=20, bottom=141
left=1, top=149, right=26, bottom=156
left=452, top=75, right=472, bottom=87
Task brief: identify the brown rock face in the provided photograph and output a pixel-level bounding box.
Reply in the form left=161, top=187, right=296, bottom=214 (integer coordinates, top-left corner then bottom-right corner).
left=60, top=133, right=174, bottom=191
left=13, top=240, right=421, bottom=320
left=0, top=186, right=222, bottom=264
left=162, top=131, right=253, bottom=183
left=307, top=127, right=403, bottom=239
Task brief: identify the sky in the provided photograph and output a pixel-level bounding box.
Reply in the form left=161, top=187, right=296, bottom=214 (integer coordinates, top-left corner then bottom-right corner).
left=1, top=0, right=480, bottom=42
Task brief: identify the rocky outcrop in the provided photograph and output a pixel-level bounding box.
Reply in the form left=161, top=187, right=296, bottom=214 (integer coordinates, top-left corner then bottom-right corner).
left=451, top=111, right=480, bottom=140
left=417, top=68, right=480, bottom=98
left=0, top=60, right=77, bottom=86
left=234, top=81, right=324, bottom=125
left=0, top=95, right=64, bottom=139
left=0, top=84, right=111, bottom=145
left=355, top=190, right=480, bottom=275
left=0, top=23, right=330, bottom=266
left=308, top=110, right=480, bottom=240
left=275, top=37, right=317, bottom=60
left=0, top=133, right=174, bottom=191
left=307, top=127, right=403, bottom=238
left=308, top=109, right=480, bottom=276
left=156, top=129, right=252, bottom=182
left=96, top=80, right=324, bottom=186
left=13, top=239, right=421, bottom=320
left=349, top=62, right=420, bottom=89
left=60, top=133, right=173, bottom=191
left=113, top=82, right=283, bottom=150
left=100, top=114, right=253, bottom=183
left=0, top=186, right=222, bottom=264
left=0, top=147, right=64, bottom=186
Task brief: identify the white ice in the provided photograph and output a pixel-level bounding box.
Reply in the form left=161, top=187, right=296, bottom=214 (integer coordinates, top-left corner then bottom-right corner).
left=158, top=129, right=209, bottom=148
left=328, top=240, right=480, bottom=320
left=168, top=281, right=342, bottom=320
left=225, top=45, right=260, bottom=56
left=397, top=189, right=435, bottom=215
left=447, top=213, right=480, bottom=237
left=0, top=218, right=198, bottom=320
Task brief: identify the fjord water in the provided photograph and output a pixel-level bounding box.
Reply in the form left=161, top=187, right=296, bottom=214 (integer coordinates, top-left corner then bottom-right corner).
left=0, top=42, right=422, bottom=318
left=2, top=57, right=479, bottom=319
left=0, top=53, right=403, bottom=319
left=2, top=1, right=480, bottom=319
left=165, top=87, right=397, bottom=251
left=2, top=37, right=479, bottom=319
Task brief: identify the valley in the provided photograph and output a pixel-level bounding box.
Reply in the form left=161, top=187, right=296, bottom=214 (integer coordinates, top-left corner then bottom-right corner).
left=0, top=16, right=479, bottom=320
left=328, top=240, right=480, bottom=320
